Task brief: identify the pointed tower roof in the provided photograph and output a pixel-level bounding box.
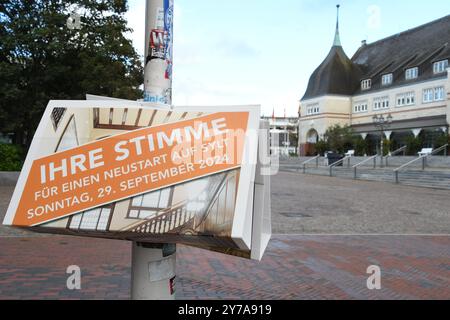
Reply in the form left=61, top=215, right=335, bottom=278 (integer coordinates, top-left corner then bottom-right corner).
left=333, top=4, right=341, bottom=46
left=301, top=5, right=361, bottom=101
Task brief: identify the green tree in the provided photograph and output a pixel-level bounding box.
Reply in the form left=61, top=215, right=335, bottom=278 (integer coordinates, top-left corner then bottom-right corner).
left=435, top=132, right=449, bottom=147
left=405, top=136, right=423, bottom=155
left=289, top=132, right=298, bottom=148
left=353, top=135, right=368, bottom=156
left=382, top=138, right=391, bottom=156
left=0, top=144, right=23, bottom=171
left=0, top=0, right=143, bottom=148
left=323, top=124, right=354, bottom=154
left=314, top=139, right=329, bottom=156
left=435, top=132, right=449, bottom=155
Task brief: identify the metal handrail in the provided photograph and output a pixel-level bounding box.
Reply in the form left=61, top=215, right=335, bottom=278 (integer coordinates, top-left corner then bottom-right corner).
left=385, top=145, right=406, bottom=167
left=389, top=145, right=407, bottom=156
left=352, top=155, right=378, bottom=179
left=393, top=144, right=448, bottom=183
left=393, top=155, right=427, bottom=183
left=328, top=156, right=351, bottom=177
left=301, top=155, right=320, bottom=173
left=394, top=156, right=425, bottom=172
left=430, top=143, right=448, bottom=157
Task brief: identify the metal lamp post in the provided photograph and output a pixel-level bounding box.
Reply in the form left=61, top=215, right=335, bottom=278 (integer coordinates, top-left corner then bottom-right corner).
left=130, top=0, right=176, bottom=300
left=372, top=114, right=393, bottom=168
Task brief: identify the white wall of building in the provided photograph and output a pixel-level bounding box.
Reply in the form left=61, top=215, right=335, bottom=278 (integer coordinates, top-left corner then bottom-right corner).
left=298, top=95, right=351, bottom=144
left=351, top=76, right=448, bottom=126
left=298, top=70, right=450, bottom=145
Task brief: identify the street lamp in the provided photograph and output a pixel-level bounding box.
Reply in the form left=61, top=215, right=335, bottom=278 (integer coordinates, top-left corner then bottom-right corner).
left=372, top=114, right=393, bottom=167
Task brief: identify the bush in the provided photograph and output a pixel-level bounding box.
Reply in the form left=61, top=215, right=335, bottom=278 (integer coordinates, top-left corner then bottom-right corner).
left=0, top=144, right=23, bottom=171
left=314, top=140, right=329, bottom=156
left=382, top=139, right=391, bottom=156
left=405, top=136, right=423, bottom=156
left=353, top=136, right=368, bottom=156
left=435, top=133, right=449, bottom=148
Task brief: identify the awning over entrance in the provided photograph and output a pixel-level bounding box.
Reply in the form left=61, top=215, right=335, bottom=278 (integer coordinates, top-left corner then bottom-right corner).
left=352, top=115, right=448, bottom=134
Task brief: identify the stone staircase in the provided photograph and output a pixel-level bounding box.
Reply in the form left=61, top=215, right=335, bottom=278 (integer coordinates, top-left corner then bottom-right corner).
left=281, top=164, right=450, bottom=190
left=126, top=172, right=228, bottom=235
left=130, top=202, right=196, bottom=235
left=394, top=169, right=450, bottom=189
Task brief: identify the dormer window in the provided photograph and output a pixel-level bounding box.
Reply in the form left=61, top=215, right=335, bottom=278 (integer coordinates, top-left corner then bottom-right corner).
left=433, top=60, right=448, bottom=74
left=361, top=79, right=371, bottom=90
left=381, top=74, right=393, bottom=86
left=405, top=67, right=418, bottom=80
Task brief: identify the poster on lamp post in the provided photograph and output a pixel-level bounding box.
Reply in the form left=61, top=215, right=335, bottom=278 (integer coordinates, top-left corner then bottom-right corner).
left=3, top=100, right=270, bottom=260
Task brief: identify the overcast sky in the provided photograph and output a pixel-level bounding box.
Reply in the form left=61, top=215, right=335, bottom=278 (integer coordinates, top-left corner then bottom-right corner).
left=125, top=0, right=450, bottom=116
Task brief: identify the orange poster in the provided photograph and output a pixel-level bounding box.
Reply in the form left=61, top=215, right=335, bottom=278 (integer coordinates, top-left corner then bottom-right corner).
left=3, top=102, right=269, bottom=260
left=13, top=111, right=248, bottom=227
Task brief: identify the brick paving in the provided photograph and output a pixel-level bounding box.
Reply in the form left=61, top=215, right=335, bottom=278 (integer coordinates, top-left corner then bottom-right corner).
left=0, top=235, right=449, bottom=299
left=1, top=173, right=449, bottom=300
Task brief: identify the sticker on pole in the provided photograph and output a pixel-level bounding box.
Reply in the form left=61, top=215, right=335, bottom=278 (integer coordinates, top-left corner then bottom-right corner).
left=3, top=101, right=270, bottom=260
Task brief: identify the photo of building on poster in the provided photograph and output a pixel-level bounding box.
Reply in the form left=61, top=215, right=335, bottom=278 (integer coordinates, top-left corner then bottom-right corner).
left=4, top=103, right=264, bottom=259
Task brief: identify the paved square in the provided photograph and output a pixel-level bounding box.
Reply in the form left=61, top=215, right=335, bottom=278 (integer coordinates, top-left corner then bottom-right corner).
left=0, top=172, right=449, bottom=299
left=272, top=171, right=450, bottom=234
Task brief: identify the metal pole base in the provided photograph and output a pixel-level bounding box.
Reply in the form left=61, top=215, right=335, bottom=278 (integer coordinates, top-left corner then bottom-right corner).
left=131, top=242, right=176, bottom=300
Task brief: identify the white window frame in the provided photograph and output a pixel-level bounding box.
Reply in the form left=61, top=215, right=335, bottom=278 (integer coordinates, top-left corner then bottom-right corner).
left=405, top=67, right=419, bottom=80
left=373, top=96, right=390, bottom=111
left=306, top=104, right=320, bottom=116
left=381, top=74, right=393, bottom=86
left=128, top=188, right=173, bottom=219
left=423, top=88, right=434, bottom=103
left=69, top=207, right=112, bottom=231
left=433, top=60, right=448, bottom=74
left=353, top=102, right=368, bottom=114
left=396, top=92, right=415, bottom=107
left=361, top=79, right=372, bottom=90
left=434, top=86, right=445, bottom=101
left=423, top=86, right=445, bottom=103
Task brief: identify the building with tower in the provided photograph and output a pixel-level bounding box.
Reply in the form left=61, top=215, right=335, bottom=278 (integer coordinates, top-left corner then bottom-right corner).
left=298, top=7, right=450, bottom=156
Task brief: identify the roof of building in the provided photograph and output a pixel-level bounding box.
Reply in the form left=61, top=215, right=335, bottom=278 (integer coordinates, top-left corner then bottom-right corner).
left=301, top=6, right=362, bottom=100
left=352, top=14, right=450, bottom=94
left=302, top=14, right=450, bottom=101
left=301, top=45, right=362, bottom=100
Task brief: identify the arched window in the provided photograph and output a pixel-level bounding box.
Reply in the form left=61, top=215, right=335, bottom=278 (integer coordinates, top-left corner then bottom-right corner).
left=306, top=129, right=319, bottom=144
